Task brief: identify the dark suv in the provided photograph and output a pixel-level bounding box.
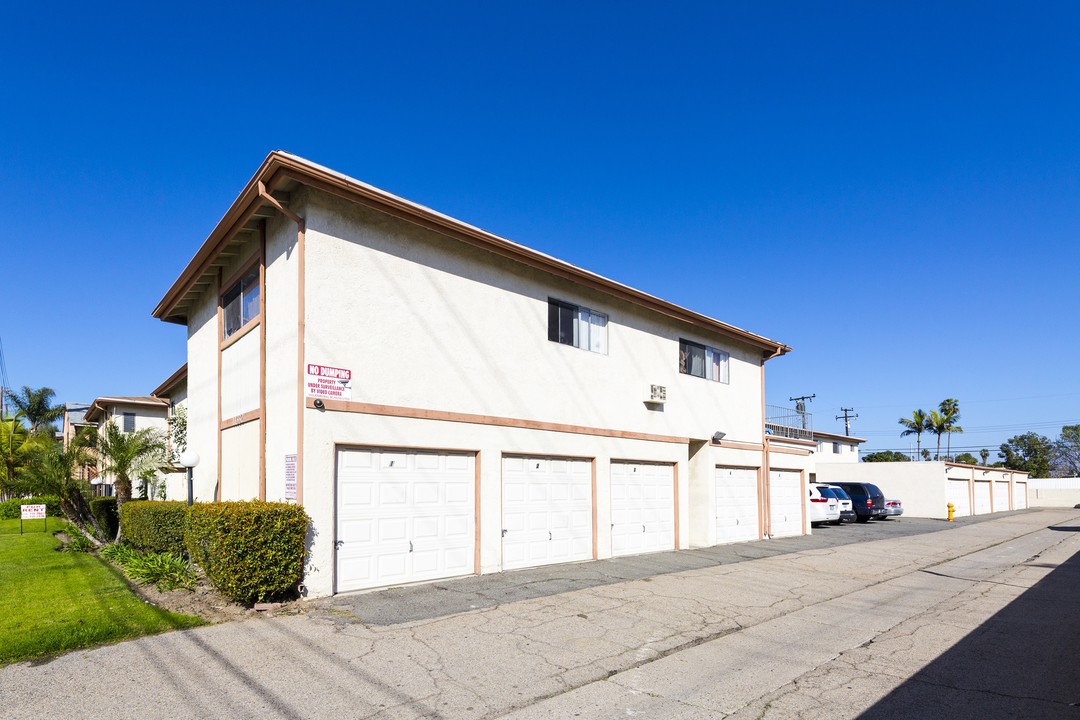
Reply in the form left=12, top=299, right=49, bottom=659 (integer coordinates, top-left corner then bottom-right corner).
left=832, top=482, right=887, bottom=523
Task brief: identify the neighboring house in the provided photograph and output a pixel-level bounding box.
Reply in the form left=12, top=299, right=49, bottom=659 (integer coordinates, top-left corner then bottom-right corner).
left=84, top=396, right=170, bottom=497
left=152, top=151, right=813, bottom=599
left=815, top=461, right=1029, bottom=519
left=151, top=364, right=190, bottom=501
left=61, top=403, right=97, bottom=484
left=811, top=430, right=863, bottom=464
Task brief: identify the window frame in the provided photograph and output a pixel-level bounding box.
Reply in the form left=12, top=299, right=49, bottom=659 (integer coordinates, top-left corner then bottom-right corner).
left=547, top=298, right=608, bottom=354
left=678, top=339, right=730, bottom=383
left=221, top=262, right=261, bottom=342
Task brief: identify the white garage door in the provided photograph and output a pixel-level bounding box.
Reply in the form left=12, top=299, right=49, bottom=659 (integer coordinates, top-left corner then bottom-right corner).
left=973, top=481, right=992, bottom=515
left=993, top=481, right=1010, bottom=512
left=947, top=479, right=971, bottom=517
left=503, top=456, right=592, bottom=570
left=1013, top=482, right=1028, bottom=509
left=715, top=467, right=759, bottom=544
left=335, top=448, right=475, bottom=594
left=768, top=470, right=803, bottom=538
left=610, top=461, right=675, bottom=557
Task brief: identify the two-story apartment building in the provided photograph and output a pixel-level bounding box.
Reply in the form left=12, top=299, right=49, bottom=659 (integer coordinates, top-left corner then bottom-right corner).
left=83, top=395, right=170, bottom=497
left=153, top=152, right=808, bottom=598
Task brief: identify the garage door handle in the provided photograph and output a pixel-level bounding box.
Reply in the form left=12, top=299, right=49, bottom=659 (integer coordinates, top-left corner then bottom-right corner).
left=335, top=540, right=344, bottom=549
left=409, top=541, right=414, bottom=553
left=642, top=524, right=646, bottom=533
left=502, top=529, right=507, bottom=537
left=549, top=531, right=552, bottom=540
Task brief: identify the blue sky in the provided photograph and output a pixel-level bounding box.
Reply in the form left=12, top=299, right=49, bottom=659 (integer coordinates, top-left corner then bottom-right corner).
left=2, top=1, right=1078, bottom=456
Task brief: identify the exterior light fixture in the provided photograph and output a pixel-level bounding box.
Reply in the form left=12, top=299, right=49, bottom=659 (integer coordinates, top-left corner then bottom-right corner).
left=712, top=431, right=726, bottom=443
left=180, top=450, right=200, bottom=507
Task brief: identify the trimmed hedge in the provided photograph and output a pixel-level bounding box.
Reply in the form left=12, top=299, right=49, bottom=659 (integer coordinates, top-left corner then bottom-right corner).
left=0, top=496, right=63, bottom=519
left=185, top=501, right=309, bottom=604
left=89, top=497, right=119, bottom=540
left=120, top=501, right=187, bottom=555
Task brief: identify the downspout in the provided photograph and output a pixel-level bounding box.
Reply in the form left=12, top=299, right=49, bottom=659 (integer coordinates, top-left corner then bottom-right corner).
left=258, top=182, right=307, bottom=505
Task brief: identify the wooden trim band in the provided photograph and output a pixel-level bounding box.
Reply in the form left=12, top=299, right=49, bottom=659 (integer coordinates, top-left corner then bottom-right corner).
left=307, top=398, right=691, bottom=445
left=221, top=409, right=260, bottom=430
left=715, top=440, right=764, bottom=452
left=769, top=446, right=812, bottom=456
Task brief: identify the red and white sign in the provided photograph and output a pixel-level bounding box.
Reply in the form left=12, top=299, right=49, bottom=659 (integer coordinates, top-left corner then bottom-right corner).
left=305, top=363, right=353, bottom=401
left=21, top=504, right=46, bottom=520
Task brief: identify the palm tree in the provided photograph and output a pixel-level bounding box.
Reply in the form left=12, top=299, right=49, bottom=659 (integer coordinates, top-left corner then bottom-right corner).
left=4, top=386, right=64, bottom=434
left=939, top=398, right=963, bottom=459
left=926, top=410, right=948, bottom=460
left=22, top=434, right=105, bottom=542
left=0, top=412, right=50, bottom=497
left=96, top=420, right=167, bottom=537
left=899, top=410, right=930, bottom=460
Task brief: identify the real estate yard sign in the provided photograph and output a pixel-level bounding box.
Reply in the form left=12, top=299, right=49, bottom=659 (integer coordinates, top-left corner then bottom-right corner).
left=20, top=504, right=47, bottom=534
left=305, top=363, right=352, bottom=401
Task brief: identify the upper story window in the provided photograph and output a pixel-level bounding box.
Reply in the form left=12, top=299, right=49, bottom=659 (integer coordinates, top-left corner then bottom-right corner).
left=679, top=339, right=729, bottom=383
left=223, top=267, right=260, bottom=339
left=122, top=412, right=135, bottom=433
left=833, top=442, right=841, bottom=454
left=548, top=298, right=608, bottom=354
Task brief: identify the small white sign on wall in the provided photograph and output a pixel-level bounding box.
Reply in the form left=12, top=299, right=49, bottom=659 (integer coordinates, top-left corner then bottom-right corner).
left=285, top=454, right=297, bottom=501
left=305, top=363, right=352, bottom=401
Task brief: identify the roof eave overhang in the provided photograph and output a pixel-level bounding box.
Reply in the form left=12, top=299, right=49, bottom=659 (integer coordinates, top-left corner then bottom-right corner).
left=153, top=152, right=792, bottom=357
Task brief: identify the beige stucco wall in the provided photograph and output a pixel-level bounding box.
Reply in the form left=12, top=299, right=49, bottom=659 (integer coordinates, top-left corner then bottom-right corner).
left=180, top=185, right=793, bottom=598
left=815, top=462, right=948, bottom=518
left=301, top=190, right=766, bottom=443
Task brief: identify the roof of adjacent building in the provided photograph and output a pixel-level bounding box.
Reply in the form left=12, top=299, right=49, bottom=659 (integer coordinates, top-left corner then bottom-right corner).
left=812, top=430, right=867, bottom=444
left=151, top=364, right=187, bottom=399
left=84, top=396, right=170, bottom=423
left=64, top=403, right=93, bottom=426
left=153, top=151, right=791, bottom=358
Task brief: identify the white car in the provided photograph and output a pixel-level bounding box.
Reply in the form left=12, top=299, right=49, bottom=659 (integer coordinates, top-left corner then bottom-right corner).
left=823, top=484, right=856, bottom=524
left=809, top=484, right=840, bottom=525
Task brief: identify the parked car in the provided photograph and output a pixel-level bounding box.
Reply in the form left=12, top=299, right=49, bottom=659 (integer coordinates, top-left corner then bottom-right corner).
left=832, top=482, right=887, bottom=523
left=884, top=498, right=903, bottom=518
left=821, top=484, right=856, bottom=524
left=808, top=484, right=840, bottom=526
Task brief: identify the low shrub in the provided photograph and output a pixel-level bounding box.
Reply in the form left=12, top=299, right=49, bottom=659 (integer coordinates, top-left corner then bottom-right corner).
left=100, top=544, right=195, bottom=591
left=185, top=500, right=309, bottom=604
left=0, top=496, right=63, bottom=520
left=120, top=501, right=186, bottom=555
left=89, top=497, right=119, bottom=540
left=61, top=523, right=94, bottom=553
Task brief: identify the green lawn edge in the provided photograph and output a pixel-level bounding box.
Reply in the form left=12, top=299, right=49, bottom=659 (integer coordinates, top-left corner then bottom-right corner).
left=0, top=528, right=206, bottom=667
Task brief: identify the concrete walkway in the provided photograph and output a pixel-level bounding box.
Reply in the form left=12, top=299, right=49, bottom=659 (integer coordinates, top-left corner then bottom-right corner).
left=2, top=509, right=1078, bottom=719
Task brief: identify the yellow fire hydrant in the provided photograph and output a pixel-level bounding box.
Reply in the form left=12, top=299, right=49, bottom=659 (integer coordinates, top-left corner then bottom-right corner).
left=947, top=502, right=955, bottom=522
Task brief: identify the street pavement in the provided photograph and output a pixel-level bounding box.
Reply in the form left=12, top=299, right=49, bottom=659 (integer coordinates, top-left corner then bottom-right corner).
left=2, top=509, right=1078, bottom=719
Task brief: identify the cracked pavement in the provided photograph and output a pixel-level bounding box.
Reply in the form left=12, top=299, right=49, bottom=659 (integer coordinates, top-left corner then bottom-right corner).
left=2, top=509, right=1078, bottom=719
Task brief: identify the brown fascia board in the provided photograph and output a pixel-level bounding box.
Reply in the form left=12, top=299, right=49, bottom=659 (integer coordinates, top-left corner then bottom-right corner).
left=153, top=151, right=792, bottom=358
left=151, top=363, right=188, bottom=399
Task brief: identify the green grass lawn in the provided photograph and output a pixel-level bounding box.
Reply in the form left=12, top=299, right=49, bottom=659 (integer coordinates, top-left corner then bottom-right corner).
left=0, top=526, right=205, bottom=666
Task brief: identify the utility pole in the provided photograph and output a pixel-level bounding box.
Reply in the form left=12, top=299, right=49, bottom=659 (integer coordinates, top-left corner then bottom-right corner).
left=789, top=394, right=815, bottom=429
left=836, top=407, right=858, bottom=436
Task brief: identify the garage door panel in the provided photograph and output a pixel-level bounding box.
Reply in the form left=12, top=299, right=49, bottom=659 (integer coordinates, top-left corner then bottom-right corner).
left=336, top=448, right=476, bottom=594
left=993, top=482, right=1009, bottom=511
left=947, top=480, right=971, bottom=516
left=611, top=461, right=675, bottom=557
left=974, top=482, right=992, bottom=515
left=768, top=470, right=803, bottom=539
left=503, top=455, right=593, bottom=570
left=716, top=467, right=759, bottom=544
